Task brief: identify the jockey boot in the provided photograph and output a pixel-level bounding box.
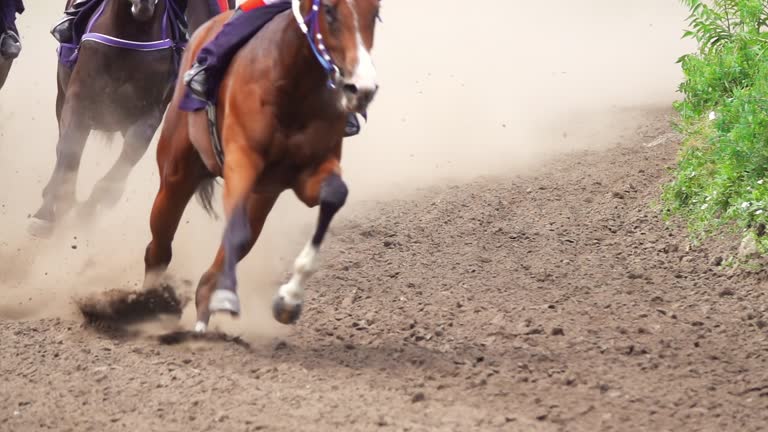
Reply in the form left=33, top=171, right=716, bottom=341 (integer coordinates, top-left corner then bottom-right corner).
left=50, top=0, right=90, bottom=43
left=183, top=8, right=245, bottom=101
left=0, top=31, right=21, bottom=60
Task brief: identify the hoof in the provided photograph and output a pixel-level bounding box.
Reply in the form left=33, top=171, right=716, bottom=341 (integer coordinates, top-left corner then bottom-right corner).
left=194, top=320, right=208, bottom=333
left=209, top=289, right=240, bottom=316
left=272, top=295, right=303, bottom=325
left=27, top=217, right=54, bottom=239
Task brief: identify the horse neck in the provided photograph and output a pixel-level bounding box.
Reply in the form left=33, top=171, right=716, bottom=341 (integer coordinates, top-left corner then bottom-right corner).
left=96, top=0, right=167, bottom=41
left=277, top=17, right=340, bottom=115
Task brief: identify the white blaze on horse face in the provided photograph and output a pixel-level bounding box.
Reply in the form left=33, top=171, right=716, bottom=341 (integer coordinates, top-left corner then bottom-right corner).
left=278, top=243, right=321, bottom=305
left=352, top=33, right=377, bottom=91
left=345, top=0, right=377, bottom=96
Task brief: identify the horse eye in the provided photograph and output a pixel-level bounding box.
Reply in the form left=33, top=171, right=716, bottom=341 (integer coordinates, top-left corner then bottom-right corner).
left=324, top=4, right=337, bottom=24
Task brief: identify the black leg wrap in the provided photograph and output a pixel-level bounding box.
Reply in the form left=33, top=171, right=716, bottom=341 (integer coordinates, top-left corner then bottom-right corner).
left=219, top=201, right=251, bottom=291
left=311, top=174, right=348, bottom=247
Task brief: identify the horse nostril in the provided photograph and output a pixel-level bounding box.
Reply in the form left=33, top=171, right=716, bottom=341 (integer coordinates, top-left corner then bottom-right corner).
left=343, top=84, right=358, bottom=95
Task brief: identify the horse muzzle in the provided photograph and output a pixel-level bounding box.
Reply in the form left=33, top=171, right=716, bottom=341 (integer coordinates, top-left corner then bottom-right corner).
left=339, top=45, right=378, bottom=113
left=341, top=82, right=378, bottom=114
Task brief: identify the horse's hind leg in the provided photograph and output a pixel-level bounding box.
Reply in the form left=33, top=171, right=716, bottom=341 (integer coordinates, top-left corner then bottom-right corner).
left=193, top=191, right=278, bottom=332
left=272, top=158, right=347, bottom=325
left=82, top=107, right=164, bottom=216
left=28, top=96, right=91, bottom=238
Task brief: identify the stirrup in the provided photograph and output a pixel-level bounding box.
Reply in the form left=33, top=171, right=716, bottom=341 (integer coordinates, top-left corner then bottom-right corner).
left=183, top=63, right=209, bottom=100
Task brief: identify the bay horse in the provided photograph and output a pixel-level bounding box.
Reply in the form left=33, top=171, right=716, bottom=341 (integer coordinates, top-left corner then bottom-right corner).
left=27, top=0, right=228, bottom=237
left=143, top=0, right=381, bottom=332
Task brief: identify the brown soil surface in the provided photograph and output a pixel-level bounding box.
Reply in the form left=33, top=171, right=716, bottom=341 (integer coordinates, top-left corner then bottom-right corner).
left=3, top=108, right=768, bottom=432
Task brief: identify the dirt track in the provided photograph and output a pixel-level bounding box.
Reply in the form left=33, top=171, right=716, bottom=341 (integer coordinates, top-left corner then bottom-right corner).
left=4, top=1, right=768, bottom=431
left=2, top=107, right=768, bottom=431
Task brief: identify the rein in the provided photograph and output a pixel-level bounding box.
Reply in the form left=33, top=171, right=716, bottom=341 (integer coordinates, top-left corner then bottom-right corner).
left=291, top=0, right=340, bottom=88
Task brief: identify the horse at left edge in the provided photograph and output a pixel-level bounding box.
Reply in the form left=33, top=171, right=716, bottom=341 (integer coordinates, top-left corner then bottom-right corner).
left=0, top=0, right=24, bottom=92
left=27, top=0, right=234, bottom=237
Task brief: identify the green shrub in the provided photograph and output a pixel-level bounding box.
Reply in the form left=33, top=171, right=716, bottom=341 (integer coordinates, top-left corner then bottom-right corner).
left=662, top=0, right=768, bottom=247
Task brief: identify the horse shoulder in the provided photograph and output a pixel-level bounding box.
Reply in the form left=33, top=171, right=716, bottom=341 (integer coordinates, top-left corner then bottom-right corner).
left=220, top=75, right=277, bottom=152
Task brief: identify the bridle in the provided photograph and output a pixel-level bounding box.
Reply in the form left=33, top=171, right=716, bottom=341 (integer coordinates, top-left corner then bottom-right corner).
left=292, top=0, right=341, bottom=89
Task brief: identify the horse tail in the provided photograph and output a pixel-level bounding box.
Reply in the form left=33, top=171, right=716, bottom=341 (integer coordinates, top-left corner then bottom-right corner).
left=195, top=178, right=220, bottom=219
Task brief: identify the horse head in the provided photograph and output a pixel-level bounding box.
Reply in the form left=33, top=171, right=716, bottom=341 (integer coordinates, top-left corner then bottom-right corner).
left=128, top=0, right=159, bottom=22
left=309, top=0, right=381, bottom=114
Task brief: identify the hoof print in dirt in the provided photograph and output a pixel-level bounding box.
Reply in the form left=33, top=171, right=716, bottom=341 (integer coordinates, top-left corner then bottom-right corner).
left=76, top=284, right=189, bottom=328
left=157, top=330, right=250, bottom=349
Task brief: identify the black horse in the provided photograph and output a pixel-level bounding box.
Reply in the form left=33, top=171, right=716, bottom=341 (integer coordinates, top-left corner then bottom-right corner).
left=0, top=0, right=23, bottom=91
left=28, top=0, right=230, bottom=237
left=0, top=58, right=11, bottom=91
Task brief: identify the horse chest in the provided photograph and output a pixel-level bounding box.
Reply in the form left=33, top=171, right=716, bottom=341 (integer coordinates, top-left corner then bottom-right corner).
left=252, top=133, right=340, bottom=192
left=279, top=133, right=338, bottom=162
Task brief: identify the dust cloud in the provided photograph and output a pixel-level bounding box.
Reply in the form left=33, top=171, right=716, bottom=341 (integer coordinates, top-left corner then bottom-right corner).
left=0, top=1, right=693, bottom=337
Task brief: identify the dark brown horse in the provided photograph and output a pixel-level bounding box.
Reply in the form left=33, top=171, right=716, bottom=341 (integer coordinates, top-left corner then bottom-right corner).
left=143, top=0, right=381, bottom=332
left=27, top=0, right=227, bottom=237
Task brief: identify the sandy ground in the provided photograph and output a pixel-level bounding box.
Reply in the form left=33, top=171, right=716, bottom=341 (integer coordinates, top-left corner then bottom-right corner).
left=5, top=2, right=762, bottom=432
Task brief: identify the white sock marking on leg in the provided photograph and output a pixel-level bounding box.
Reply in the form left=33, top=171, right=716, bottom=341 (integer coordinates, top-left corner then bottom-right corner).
left=278, top=242, right=320, bottom=304
left=194, top=321, right=208, bottom=333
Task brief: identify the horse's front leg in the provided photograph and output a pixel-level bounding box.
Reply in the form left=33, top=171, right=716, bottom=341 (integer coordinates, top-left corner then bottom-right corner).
left=81, top=106, right=163, bottom=216
left=193, top=144, right=273, bottom=332
left=28, top=99, right=91, bottom=238
left=272, top=158, right=348, bottom=325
